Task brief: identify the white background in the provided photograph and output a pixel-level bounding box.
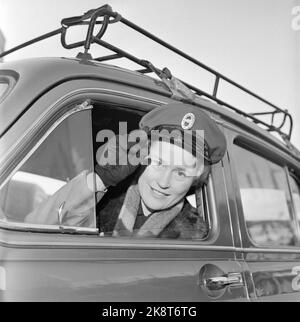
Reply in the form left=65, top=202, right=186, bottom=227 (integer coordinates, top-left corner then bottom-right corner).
left=1, top=0, right=299, bottom=148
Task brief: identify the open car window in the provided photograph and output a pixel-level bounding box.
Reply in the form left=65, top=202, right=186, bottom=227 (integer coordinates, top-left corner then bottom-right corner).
left=92, top=104, right=210, bottom=241
left=0, top=101, right=212, bottom=240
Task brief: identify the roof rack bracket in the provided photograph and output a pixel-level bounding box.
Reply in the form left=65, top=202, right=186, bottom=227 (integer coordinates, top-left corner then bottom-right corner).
left=140, top=60, right=196, bottom=103
left=162, top=71, right=196, bottom=103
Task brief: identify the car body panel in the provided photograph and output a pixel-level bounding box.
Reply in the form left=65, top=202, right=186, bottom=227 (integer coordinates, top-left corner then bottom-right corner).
left=0, top=56, right=299, bottom=301
left=0, top=57, right=170, bottom=137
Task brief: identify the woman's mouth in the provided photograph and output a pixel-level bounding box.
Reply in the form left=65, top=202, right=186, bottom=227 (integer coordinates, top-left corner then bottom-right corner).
left=150, top=186, right=170, bottom=197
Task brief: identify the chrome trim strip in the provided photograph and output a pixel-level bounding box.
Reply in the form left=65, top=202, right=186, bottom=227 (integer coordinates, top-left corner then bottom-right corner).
left=237, top=247, right=300, bottom=254
left=1, top=232, right=300, bottom=253
left=0, top=220, right=98, bottom=235
left=0, top=236, right=237, bottom=251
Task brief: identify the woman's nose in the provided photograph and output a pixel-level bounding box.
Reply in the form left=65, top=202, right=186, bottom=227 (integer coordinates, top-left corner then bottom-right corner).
left=156, top=169, right=171, bottom=189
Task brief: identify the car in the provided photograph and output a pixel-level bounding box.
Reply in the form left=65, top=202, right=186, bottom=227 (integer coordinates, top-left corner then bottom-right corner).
left=0, top=4, right=300, bottom=302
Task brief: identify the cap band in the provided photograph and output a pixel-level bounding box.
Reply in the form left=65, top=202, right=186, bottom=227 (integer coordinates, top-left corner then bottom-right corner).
left=145, top=125, right=211, bottom=163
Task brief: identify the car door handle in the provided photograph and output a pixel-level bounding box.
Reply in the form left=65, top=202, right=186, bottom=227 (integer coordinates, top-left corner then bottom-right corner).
left=203, top=272, right=244, bottom=291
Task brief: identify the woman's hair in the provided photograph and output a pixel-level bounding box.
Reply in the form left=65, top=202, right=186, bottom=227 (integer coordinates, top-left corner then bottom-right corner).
left=192, top=161, right=211, bottom=188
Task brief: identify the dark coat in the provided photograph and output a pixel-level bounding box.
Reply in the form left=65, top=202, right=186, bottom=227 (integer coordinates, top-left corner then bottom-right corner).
left=97, top=178, right=208, bottom=240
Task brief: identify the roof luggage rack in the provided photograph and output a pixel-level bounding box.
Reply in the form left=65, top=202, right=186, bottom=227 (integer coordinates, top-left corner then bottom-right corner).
left=0, top=4, right=297, bottom=151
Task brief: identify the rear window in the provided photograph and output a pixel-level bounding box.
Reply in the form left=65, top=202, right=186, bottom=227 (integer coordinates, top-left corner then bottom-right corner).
left=232, top=144, right=298, bottom=247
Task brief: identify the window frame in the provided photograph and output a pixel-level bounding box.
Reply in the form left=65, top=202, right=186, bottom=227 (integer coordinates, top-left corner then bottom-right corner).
left=0, top=83, right=227, bottom=247
left=227, top=129, right=300, bottom=249
left=91, top=102, right=220, bottom=243
left=0, top=99, right=98, bottom=235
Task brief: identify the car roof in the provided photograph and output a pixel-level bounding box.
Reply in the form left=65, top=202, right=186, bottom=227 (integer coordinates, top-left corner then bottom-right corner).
left=0, top=57, right=170, bottom=134
left=0, top=56, right=299, bottom=164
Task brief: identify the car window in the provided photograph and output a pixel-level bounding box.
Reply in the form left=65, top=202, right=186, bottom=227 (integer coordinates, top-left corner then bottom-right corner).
left=232, top=144, right=297, bottom=247
left=92, top=105, right=210, bottom=241
left=0, top=109, right=96, bottom=228
left=0, top=101, right=212, bottom=240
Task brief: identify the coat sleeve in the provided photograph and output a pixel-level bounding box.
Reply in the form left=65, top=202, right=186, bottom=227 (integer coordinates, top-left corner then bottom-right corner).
left=24, top=171, right=106, bottom=227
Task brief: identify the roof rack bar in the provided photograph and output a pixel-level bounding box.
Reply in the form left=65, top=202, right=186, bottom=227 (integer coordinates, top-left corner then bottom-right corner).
left=213, top=75, right=220, bottom=97
left=251, top=110, right=288, bottom=131
left=251, top=111, right=280, bottom=116
left=277, top=115, right=288, bottom=131
left=135, top=62, right=293, bottom=139
left=120, top=17, right=224, bottom=77
left=134, top=64, right=292, bottom=137
left=179, top=78, right=292, bottom=135
left=0, top=28, right=62, bottom=59
left=119, top=16, right=290, bottom=116
left=94, top=38, right=150, bottom=68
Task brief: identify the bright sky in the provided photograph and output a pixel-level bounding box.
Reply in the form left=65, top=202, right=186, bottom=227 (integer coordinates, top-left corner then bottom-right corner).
left=1, top=0, right=300, bottom=148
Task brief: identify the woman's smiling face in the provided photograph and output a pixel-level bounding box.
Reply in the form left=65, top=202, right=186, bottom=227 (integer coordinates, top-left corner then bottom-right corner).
left=138, top=141, right=203, bottom=212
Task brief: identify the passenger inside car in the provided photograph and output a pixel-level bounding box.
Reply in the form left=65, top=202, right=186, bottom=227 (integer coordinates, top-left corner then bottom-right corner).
left=96, top=135, right=211, bottom=239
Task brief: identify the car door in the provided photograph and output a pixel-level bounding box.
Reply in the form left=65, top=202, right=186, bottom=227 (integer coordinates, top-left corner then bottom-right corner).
left=225, top=125, right=300, bottom=301
left=0, top=79, right=249, bottom=301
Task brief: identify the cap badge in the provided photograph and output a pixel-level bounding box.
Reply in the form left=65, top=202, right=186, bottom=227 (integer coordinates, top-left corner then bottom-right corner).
left=181, top=113, right=195, bottom=130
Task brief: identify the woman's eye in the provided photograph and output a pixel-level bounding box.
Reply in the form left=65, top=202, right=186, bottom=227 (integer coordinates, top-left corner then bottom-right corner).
left=175, top=170, right=187, bottom=177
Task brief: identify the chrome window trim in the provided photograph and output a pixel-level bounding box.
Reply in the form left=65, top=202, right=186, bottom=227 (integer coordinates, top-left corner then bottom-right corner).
left=1, top=232, right=300, bottom=254
left=238, top=247, right=300, bottom=254
left=0, top=100, right=97, bottom=233
left=0, top=235, right=237, bottom=251
left=0, top=220, right=98, bottom=235
left=0, top=86, right=222, bottom=241
left=0, top=87, right=165, bottom=235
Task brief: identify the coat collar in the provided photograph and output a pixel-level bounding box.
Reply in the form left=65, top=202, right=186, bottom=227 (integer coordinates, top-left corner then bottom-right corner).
left=113, top=184, right=184, bottom=237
